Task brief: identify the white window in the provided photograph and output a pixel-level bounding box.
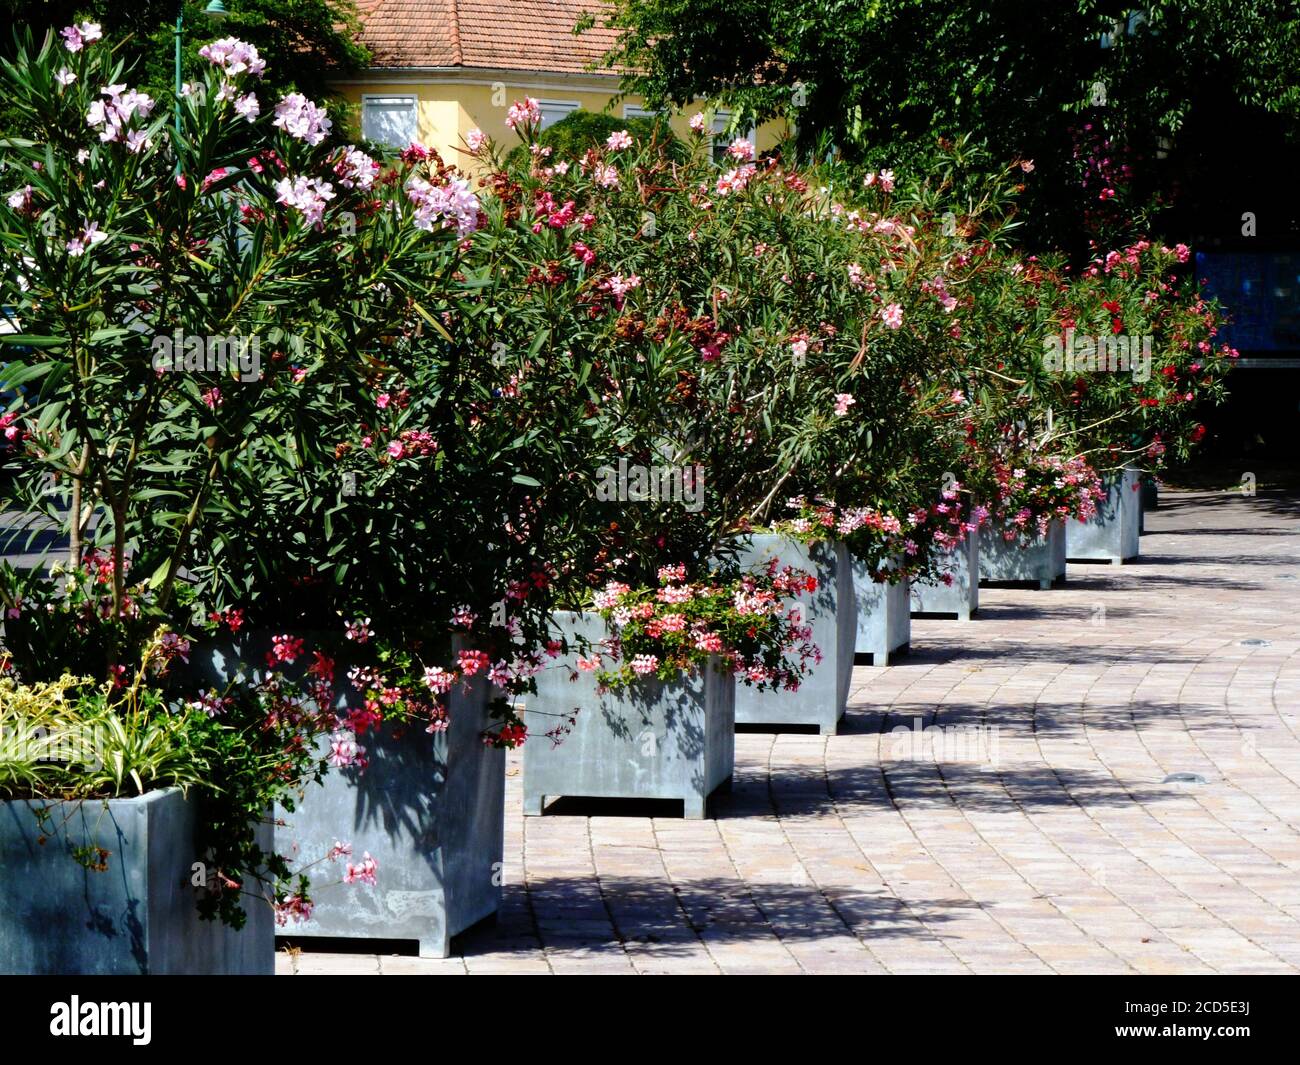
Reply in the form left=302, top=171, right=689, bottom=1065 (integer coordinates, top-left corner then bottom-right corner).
left=623, top=104, right=659, bottom=120
left=537, top=99, right=581, bottom=131
left=361, top=95, right=418, bottom=148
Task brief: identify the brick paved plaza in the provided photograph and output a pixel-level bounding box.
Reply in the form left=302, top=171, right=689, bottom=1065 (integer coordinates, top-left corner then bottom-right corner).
left=281, top=489, right=1300, bottom=975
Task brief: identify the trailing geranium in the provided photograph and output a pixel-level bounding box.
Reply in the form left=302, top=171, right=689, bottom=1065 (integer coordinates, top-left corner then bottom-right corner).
left=582, top=562, right=820, bottom=693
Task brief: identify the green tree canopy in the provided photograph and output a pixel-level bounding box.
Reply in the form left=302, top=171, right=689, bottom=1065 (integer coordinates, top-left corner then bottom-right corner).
left=588, top=1, right=1300, bottom=252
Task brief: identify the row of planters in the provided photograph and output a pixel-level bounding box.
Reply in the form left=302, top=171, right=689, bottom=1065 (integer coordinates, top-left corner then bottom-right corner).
left=0, top=29, right=1234, bottom=972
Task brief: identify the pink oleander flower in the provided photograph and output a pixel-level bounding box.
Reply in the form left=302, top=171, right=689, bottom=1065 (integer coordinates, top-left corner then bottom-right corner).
left=689, top=112, right=707, bottom=133
left=199, top=37, right=266, bottom=78
left=790, top=336, right=809, bottom=361
left=273, top=92, right=332, bottom=145
left=274, top=174, right=335, bottom=227
left=833, top=393, right=855, bottom=417
left=335, top=146, right=379, bottom=190
left=606, top=129, right=633, bottom=150
left=715, top=164, right=756, bottom=196
left=87, top=84, right=155, bottom=144
left=591, top=163, right=620, bottom=188
left=65, top=220, right=106, bottom=256
left=878, top=168, right=895, bottom=192
left=55, top=68, right=76, bottom=87
left=60, top=22, right=101, bottom=53
left=326, top=840, right=353, bottom=861
left=657, top=564, right=687, bottom=584
left=505, top=97, right=541, bottom=130
left=846, top=263, right=865, bottom=288
left=406, top=175, right=481, bottom=236
left=6, top=185, right=34, bottom=214
left=345, top=618, right=372, bottom=644
left=464, top=128, right=488, bottom=155
left=726, top=138, right=754, bottom=161
left=881, top=303, right=904, bottom=329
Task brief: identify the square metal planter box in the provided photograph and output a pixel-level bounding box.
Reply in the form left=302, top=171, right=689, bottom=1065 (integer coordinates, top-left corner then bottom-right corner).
left=979, top=518, right=1067, bottom=589
left=852, top=557, right=911, bottom=663
left=196, top=635, right=504, bottom=960
left=522, top=611, right=734, bottom=819
left=910, top=536, right=979, bottom=621
left=0, top=788, right=272, bottom=974
left=1067, top=467, right=1142, bottom=563
left=733, top=535, right=856, bottom=734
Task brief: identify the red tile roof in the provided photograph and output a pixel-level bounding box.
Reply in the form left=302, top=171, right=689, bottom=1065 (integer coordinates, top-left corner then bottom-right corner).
left=355, top=0, right=621, bottom=74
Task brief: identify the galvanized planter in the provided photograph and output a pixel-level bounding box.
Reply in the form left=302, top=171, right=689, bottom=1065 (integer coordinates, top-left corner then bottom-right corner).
left=522, top=611, right=734, bottom=819
left=0, top=787, right=272, bottom=974
left=1067, top=467, right=1141, bottom=564
left=733, top=534, right=856, bottom=734
left=852, top=557, right=911, bottom=663
left=979, top=518, right=1067, bottom=589
left=194, top=634, right=504, bottom=959
left=911, top=536, right=979, bottom=621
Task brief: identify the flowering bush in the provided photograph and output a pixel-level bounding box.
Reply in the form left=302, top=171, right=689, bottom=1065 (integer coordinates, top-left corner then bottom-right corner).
left=582, top=562, right=820, bottom=693
left=467, top=102, right=992, bottom=598
left=0, top=27, right=507, bottom=923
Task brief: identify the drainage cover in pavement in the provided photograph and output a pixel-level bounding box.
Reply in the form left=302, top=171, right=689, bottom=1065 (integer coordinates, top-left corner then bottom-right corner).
left=1163, top=772, right=1208, bottom=784
left=1239, top=638, right=1271, bottom=647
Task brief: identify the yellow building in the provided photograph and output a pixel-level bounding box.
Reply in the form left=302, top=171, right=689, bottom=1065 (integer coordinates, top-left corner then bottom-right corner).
left=339, top=0, right=783, bottom=169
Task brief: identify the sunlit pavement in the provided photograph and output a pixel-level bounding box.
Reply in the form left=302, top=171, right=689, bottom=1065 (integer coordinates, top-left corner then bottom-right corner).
left=283, top=490, right=1300, bottom=974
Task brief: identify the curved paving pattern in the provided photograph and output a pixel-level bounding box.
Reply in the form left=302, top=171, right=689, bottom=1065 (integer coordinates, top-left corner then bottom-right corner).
left=284, top=490, right=1300, bottom=974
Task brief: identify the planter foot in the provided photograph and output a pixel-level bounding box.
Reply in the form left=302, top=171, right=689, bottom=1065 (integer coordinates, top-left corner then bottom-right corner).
left=684, top=796, right=708, bottom=820
left=1037, top=578, right=1052, bottom=590
left=419, top=934, right=451, bottom=959
left=820, top=721, right=839, bottom=736
left=1111, top=557, right=1124, bottom=566
left=522, top=793, right=544, bottom=816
